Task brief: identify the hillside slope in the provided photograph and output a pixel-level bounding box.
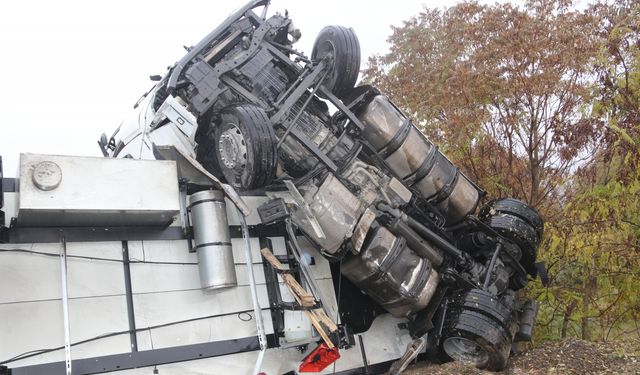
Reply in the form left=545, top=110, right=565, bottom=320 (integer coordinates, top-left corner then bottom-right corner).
left=405, top=339, right=639, bottom=374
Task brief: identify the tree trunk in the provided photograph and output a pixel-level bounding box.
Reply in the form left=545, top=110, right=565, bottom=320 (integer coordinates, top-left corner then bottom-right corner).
left=581, top=286, right=590, bottom=340
left=561, top=300, right=577, bottom=338
left=561, top=315, right=569, bottom=338
left=581, top=264, right=598, bottom=341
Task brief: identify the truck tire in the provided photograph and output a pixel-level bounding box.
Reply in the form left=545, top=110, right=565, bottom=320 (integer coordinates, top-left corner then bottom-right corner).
left=479, top=198, right=543, bottom=238
left=448, top=289, right=513, bottom=331
left=441, top=308, right=512, bottom=371
left=480, top=199, right=543, bottom=275
left=311, top=25, right=360, bottom=99
left=214, top=105, right=277, bottom=190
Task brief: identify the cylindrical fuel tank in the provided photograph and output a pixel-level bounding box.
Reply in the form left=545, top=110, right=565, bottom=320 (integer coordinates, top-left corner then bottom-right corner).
left=341, top=226, right=439, bottom=317
left=357, top=95, right=480, bottom=224
left=189, top=190, right=237, bottom=290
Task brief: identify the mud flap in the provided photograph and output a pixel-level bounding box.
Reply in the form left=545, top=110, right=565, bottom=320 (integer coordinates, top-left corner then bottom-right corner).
left=515, top=300, right=538, bottom=342
left=535, top=261, right=550, bottom=286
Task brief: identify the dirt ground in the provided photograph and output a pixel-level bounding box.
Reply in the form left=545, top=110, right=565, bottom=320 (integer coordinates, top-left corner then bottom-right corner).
left=404, top=338, right=640, bottom=374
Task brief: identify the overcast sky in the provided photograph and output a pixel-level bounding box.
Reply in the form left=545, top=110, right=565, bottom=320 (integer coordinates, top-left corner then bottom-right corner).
left=0, top=0, right=469, bottom=176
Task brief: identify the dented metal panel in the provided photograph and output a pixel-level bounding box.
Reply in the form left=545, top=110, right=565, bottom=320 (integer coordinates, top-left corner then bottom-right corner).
left=297, top=174, right=364, bottom=254
left=342, top=226, right=439, bottom=317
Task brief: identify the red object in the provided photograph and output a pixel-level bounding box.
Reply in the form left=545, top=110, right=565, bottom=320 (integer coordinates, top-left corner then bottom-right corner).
left=299, top=343, right=341, bottom=372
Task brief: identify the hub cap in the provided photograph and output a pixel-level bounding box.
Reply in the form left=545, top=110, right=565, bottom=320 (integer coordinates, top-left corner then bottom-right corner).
left=218, top=124, right=247, bottom=170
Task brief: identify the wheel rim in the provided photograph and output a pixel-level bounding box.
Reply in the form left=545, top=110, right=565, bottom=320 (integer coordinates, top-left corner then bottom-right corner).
left=314, top=39, right=338, bottom=86
left=315, top=39, right=336, bottom=60
left=443, top=336, right=489, bottom=367
left=218, top=123, right=247, bottom=171
left=504, top=239, right=522, bottom=261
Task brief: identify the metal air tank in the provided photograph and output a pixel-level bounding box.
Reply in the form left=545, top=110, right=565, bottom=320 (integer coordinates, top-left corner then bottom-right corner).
left=189, top=190, right=237, bottom=290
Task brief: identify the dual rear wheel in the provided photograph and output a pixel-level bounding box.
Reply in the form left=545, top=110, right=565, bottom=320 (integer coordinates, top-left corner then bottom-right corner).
left=480, top=198, right=544, bottom=275
left=441, top=289, right=514, bottom=371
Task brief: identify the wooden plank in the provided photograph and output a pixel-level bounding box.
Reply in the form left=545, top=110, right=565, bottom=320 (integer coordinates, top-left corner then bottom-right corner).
left=286, top=275, right=315, bottom=306
left=306, top=310, right=334, bottom=348
left=313, top=309, right=338, bottom=333
left=288, top=292, right=334, bottom=347
left=261, top=247, right=336, bottom=348
left=261, top=248, right=315, bottom=306
left=260, top=247, right=287, bottom=270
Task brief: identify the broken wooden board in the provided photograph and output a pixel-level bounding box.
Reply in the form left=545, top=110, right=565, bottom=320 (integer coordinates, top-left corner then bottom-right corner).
left=260, top=247, right=338, bottom=348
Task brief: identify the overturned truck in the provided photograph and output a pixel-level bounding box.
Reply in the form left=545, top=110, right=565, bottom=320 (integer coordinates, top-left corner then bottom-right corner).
left=102, top=0, right=543, bottom=372
left=0, top=1, right=544, bottom=374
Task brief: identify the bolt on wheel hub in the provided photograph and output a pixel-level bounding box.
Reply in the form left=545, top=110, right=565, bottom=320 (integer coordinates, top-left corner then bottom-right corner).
left=218, top=125, right=247, bottom=169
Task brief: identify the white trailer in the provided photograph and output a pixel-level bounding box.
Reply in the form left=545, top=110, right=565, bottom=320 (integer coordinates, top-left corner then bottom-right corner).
left=0, top=153, right=413, bottom=375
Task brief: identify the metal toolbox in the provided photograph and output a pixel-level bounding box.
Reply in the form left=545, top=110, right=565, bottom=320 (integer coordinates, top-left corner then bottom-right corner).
left=17, top=153, right=180, bottom=227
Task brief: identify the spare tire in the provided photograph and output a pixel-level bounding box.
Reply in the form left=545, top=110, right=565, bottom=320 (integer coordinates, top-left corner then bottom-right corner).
left=311, top=25, right=361, bottom=99
left=214, top=105, right=277, bottom=190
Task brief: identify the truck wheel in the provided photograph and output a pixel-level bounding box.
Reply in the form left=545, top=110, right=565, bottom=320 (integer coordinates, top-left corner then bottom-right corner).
left=480, top=198, right=543, bottom=238
left=214, top=105, right=277, bottom=190
left=448, top=289, right=513, bottom=330
left=480, top=199, right=542, bottom=275
left=312, top=25, right=360, bottom=99
left=441, top=306, right=512, bottom=371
